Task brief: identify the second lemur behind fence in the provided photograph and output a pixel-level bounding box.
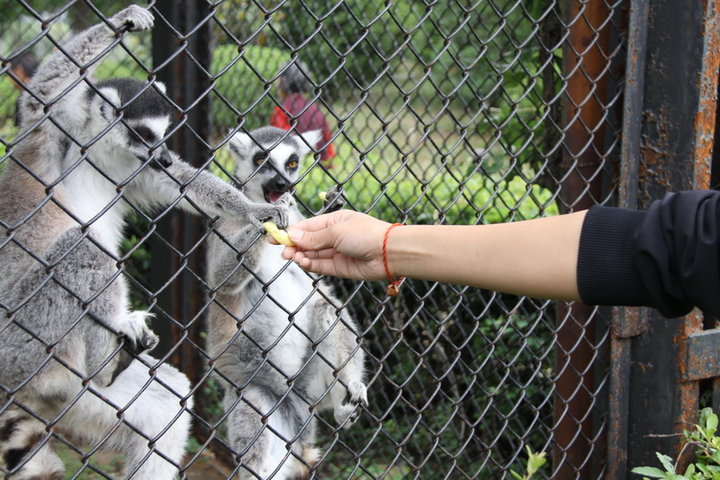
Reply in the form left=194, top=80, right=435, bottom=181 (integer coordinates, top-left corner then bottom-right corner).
left=206, top=126, right=367, bottom=480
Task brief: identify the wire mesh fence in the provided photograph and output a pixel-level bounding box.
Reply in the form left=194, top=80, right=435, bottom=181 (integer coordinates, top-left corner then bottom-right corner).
left=0, top=1, right=625, bottom=479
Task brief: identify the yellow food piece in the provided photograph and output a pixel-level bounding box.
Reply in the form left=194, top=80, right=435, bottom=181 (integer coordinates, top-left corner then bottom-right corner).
left=262, top=221, right=294, bottom=246
left=318, top=191, right=328, bottom=201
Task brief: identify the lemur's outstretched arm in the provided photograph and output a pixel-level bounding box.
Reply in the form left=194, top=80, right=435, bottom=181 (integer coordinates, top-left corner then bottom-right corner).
left=165, top=160, right=291, bottom=228
left=19, top=5, right=154, bottom=129
left=127, top=156, right=291, bottom=230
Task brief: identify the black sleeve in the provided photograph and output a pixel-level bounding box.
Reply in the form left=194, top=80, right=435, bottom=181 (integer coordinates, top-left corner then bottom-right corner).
left=577, top=190, right=720, bottom=318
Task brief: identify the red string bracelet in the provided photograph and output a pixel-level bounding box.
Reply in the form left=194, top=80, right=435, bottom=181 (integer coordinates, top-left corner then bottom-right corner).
left=382, top=223, right=404, bottom=296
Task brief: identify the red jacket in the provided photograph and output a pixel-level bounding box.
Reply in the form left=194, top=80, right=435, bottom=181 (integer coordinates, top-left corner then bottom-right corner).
left=270, top=93, right=336, bottom=163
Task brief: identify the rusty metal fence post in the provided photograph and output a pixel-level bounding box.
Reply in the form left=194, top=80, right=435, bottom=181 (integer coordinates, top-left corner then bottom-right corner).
left=608, top=0, right=720, bottom=478
left=554, top=0, right=614, bottom=477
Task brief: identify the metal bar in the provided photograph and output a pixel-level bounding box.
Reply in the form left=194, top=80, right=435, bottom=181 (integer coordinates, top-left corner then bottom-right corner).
left=606, top=1, right=650, bottom=478
left=554, top=0, right=612, bottom=477
left=150, top=2, right=211, bottom=375
left=607, top=307, right=650, bottom=479
left=691, top=0, right=720, bottom=189
left=683, top=328, right=720, bottom=382
left=617, top=0, right=649, bottom=211
left=149, top=1, right=178, bottom=357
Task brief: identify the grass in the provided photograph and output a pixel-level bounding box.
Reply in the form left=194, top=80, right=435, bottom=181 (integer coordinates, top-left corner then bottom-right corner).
left=55, top=442, right=125, bottom=479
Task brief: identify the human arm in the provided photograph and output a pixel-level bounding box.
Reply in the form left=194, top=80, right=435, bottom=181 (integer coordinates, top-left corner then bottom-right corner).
left=281, top=190, right=720, bottom=318
left=578, top=190, right=720, bottom=317
left=280, top=210, right=585, bottom=301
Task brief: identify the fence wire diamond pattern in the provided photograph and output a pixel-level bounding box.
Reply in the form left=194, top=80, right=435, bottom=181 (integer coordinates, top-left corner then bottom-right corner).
left=0, top=1, right=623, bottom=479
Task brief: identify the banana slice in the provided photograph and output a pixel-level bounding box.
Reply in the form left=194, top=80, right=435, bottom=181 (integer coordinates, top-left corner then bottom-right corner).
left=262, top=221, right=294, bottom=246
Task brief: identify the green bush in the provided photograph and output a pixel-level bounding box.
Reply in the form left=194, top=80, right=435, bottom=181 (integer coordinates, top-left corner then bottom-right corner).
left=293, top=151, right=559, bottom=224
left=633, top=408, right=720, bottom=479
left=211, top=44, right=291, bottom=135
left=0, top=77, right=19, bottom=123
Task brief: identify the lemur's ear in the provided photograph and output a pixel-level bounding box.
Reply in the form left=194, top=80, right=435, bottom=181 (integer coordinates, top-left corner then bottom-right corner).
left=154, top=81, right=167, bottom=95
left=98, top=86, right=122, bottom=120
left=228, top=131, right=255, bottom=158
left=296, top=129, right=322, bottom=156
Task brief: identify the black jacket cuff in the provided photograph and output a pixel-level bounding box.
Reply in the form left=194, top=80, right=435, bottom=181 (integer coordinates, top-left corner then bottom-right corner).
left=577, top=206, right=651, bottom=309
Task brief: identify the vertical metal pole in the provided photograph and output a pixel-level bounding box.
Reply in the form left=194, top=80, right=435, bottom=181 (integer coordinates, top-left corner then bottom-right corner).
left=150, top=2, right=211, bottom=383
left=606, top=1, right=650, bottom=478
left=619, top=0, right=720, bottom=475
left=554, top=0, right=611, bottom=477
left=713, top=71, right=720, bottom=189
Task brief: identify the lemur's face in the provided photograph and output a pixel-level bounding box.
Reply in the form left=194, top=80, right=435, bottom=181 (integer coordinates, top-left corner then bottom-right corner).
left=228, top=127, right=321, bottom=204
left=125, top=116, right=173, bottom=168
left=97, top=79, right=174, bottom=169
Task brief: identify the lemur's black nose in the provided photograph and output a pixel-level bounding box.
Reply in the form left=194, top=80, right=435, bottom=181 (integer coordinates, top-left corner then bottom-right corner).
left=268, top=176, right=290, bottom=193
left=143, top=144, right=173, bottom=170
left=154, top=144, right=173, bottom=168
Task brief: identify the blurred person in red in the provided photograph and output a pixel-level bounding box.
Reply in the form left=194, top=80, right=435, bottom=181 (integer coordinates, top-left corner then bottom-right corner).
left=270, top=60, right=337, bottom=168
left=9, top=52, right=38, bottom=125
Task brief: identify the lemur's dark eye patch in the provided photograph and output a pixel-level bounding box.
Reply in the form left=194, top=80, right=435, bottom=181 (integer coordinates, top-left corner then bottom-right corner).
left=253, top=151, right=268, bottom=166
left=286, top=154, right=299, bottom=170
left=132, top=126, right=156, bottom=144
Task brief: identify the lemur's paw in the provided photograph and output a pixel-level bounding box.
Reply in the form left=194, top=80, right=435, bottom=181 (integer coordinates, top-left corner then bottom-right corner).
left=334, top=381, right=368, bottom=428
left=334, top=403, right=360, bottom=428
left=111, top=5, right=154, bottom=32
left=322, top=185, right=346, bottom=213
left=255, top=196, right=291, bottom=230
left=122, top=311, right=159, bottom=353
left=277, top=191, right=297, bottom=209
left=103, top=312, right=157, bottom=387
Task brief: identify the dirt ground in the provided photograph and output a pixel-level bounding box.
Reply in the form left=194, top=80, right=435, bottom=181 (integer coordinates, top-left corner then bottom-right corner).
left=56, top=445, right=233, bottom=479
left=184, top=449, right=233, bottom=480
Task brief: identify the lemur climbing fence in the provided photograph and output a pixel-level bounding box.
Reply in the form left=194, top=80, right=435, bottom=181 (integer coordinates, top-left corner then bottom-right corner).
left=2, top=1, right=719, bottom=479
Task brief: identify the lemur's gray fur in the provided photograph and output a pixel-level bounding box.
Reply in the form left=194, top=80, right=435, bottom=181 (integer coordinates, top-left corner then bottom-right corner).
left=206, top=126, right=368, bottom=480
left=0, top=6, right=288, bottom=479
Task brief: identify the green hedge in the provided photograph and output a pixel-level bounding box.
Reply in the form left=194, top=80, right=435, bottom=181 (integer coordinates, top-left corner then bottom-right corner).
left=211, top=44, right=291, bottom=134
left=293, top=148, right=559, bottom=225
left=0, top=77, right=19, bottom=123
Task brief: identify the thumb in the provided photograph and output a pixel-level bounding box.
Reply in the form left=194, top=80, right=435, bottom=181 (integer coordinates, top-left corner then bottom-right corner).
left=287, top=225, right=337, bottom=251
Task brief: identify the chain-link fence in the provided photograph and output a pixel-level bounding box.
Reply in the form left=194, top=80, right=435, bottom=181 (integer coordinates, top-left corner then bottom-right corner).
left=0, top=1, right=641, bottom=479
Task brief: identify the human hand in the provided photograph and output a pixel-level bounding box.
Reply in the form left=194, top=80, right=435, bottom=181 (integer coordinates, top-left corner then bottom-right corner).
left=276, top=210, right=391, bottom=281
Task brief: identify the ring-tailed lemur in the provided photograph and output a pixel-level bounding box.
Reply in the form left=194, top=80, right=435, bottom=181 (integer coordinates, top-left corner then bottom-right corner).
left=205, top=126, right=368, bottom=480
left=0, top=6, right=289, bottom=480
